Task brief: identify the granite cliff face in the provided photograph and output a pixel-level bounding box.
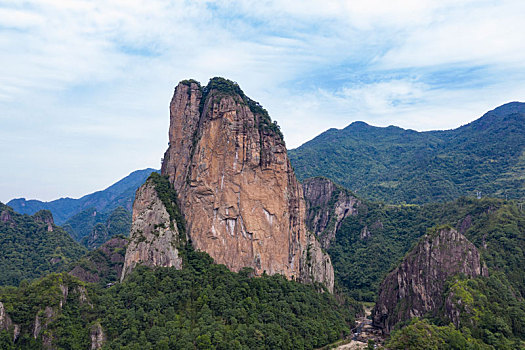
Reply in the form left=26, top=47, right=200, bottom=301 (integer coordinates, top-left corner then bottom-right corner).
left=121, top=176, right=183, bottom=280
left=131, top=78, right=334, bottom=291
left=372, top=227, right=487, bottom=333
left=302, top=177, right=360, bottom=248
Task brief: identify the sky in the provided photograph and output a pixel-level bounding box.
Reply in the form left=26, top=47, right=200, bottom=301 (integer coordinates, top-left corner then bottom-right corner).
left=1, top=0, right=525, bottom=203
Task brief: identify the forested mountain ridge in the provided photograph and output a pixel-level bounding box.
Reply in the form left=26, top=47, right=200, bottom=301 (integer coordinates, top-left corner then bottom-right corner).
left=0, top=203, right=87, bottom=286
left=302, top=177, right=525, bottom=305
left=7, top=168, right=157, bottom=224
left=289, top=102, right=525, bottom=204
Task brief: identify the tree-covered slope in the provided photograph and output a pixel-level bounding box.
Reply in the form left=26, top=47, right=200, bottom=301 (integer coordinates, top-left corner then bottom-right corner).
left=289, top=102, right=525, bottom=204
left=311, top=181, right=525, bottom=303
left=0, top=246, right=358, bottom=350
left=0, top=203, right=87, bottom=286
left=7, top=168, right=157, bottom=224
left=63, top=206, right=131, bottom=249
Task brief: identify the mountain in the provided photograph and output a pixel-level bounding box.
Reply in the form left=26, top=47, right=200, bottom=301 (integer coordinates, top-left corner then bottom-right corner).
left=0, top=203, right=87, bottom=286
left=373, top=228, right=525, bottom=348
left=372, top=227, right=487, bottom=333
left=289, top=102, right=525, bottom=204
left=7, top=168, right=158, bottom=225
left=300, top=177, right=525, bottom=346
left=62, top=206, right=131, bottom=249
left=301, top=177, right=525, bottom=305
left=122, top=78, right=334, bottom=291
left=0, top=245, right=357, bottom=349
left=69, top=236, right=128, bottom=284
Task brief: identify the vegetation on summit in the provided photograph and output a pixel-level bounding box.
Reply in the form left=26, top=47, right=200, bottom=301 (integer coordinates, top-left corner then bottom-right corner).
left=290, top=102, right=525, bottom=204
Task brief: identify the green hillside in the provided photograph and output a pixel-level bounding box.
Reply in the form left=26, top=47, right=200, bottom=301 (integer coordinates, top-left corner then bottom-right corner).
left=289, top=102, right=525, bottom=204
left=0, top=203, right=87, bottom=286
left=327, top=195, right=525, bottom=302
left=0, top=246, right=358, bottom=350
left=63, top=206, right=131, bottom=249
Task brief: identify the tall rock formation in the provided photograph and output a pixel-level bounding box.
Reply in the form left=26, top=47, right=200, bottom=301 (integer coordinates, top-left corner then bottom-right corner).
left=302, top=177, right=360, bottom=248
left=372, top=227, right=487, bottom=333
left=123, top=77, right=333, bottom=291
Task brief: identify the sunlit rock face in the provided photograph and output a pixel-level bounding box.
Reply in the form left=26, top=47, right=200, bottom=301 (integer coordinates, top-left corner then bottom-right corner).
left=160, top=79, right=334, bottom=291
left=121, top=179, right=183, bottom=281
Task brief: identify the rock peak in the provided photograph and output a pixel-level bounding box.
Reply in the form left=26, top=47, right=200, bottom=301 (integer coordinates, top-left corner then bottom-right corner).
left=372, top=227, right=486, bottom=333
left=126, top=78, right=334, bottom=291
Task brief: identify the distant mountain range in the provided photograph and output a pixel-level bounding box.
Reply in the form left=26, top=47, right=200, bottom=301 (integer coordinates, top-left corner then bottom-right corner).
left=7, top=168, right=158, bottom=225
left=289, top=102, right=525, bottom=204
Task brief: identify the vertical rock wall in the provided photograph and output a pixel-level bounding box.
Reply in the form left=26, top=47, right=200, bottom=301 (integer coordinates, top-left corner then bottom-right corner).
left=159, top=79, right=334, bottom=291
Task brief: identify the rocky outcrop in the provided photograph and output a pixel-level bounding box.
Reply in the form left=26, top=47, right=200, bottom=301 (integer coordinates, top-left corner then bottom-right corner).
left=154, top=78, right=334, bottom=291
left=0, top=302, right=19, bottom=343
left=0, top=209, right=13, bottom=224
left=372, top=227, right=487, bottom=333
left=33, top=210, right=54, bottom=232
left=0, top=301, right=13, bottom=332
left=121, top=177, right=183, bottom=281
left=90, top=322, right=106, bottom=349
left=303, top=177, right=360, bottom=248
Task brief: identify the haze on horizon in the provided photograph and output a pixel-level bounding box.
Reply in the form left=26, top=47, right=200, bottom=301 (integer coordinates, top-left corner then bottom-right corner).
left=1, top=0, right=525, bottom=203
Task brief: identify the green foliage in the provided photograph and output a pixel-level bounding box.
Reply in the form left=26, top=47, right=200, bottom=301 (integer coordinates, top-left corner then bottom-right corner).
left=0, top=247, right=356, bottom=349
left=64, top=206, right=131, bottom=249
left=148, top=173, right=186, bottom=235
left=386, top=318, right=491, bottom=350
left=68, top=236, right=128, bottom=285
left=199, top=77, right=284, bottom=141
left=0, top=273, right=95, bottom=349
left=289, top=102, right=525, bottom=204
left=0, top=203, right=87, bottom=286
left=328, top=196, right=525, bottom=301
left=180, top=79, right=201, bottom=87
left=64, top=207, right=131, bottom=249
left=442, top=274, right=525, bottom=348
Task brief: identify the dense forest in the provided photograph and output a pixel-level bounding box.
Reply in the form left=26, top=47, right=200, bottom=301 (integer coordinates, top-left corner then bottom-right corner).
left=0, top=245, right=358, bottom=350
left=0, top=203, right=87, bottom=286
left=289, top=102, right=525, bottom=204
left=329, top=196, right=525, bottom=302
left=63, top=206, right=131, bottom=249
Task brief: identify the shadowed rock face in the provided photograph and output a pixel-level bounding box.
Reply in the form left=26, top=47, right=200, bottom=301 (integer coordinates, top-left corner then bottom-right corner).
left=372, top=227, right=487, bottom=333
left=302, top=177, right=360, bottom=249
left=121, top=179, right=183, bottom=281
left=160, top=79, right=334, bottom=291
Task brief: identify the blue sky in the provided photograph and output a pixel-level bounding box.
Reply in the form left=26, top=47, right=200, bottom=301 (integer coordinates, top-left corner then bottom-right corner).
left=1, top=0, right=525, bottom=202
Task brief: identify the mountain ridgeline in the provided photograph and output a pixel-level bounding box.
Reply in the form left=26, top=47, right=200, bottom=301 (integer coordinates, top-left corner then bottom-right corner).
left=2, top=77, right=525, bottom=349
left=7, top=168, right=157, bottom=225
left=303, top=177, right=525, bottom=347
left=289, top=102, right=525, bottom=204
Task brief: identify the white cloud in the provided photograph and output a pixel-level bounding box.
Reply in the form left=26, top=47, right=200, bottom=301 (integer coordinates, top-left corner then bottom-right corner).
left=0, top=0, right=525, bottom=202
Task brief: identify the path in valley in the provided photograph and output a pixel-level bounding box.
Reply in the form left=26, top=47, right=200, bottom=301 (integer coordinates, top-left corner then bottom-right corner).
left=335, top=305, right=383, bottom=349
